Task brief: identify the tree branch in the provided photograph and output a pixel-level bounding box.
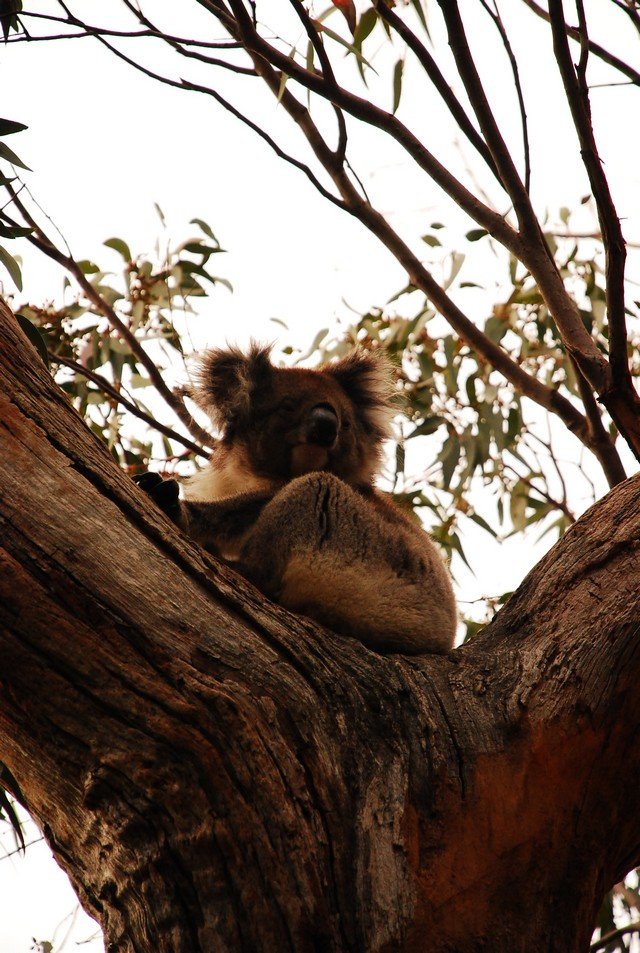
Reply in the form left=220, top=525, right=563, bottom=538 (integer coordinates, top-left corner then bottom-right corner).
left=372, top=1, right=502, bottom=181
left=590, top=920, right=640, bottom=952
left=569, top=355, right=626, bottom=486
left=547, top=0, right=631, bottom=396
left=434, top=1, right=535, bottom=228
left=478, top=0, right=531, bottom=192
left=214, top=5, right=608, bottom=465
left=49, top=352, right=209, bottom=460
left=521, top=0, right=640, bottom=85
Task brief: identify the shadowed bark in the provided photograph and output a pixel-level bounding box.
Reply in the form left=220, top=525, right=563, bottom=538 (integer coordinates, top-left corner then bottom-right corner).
left=1, top=297, right=639, bottom=952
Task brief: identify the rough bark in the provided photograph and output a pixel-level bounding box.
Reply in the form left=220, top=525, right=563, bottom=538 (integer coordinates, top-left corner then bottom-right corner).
left=1, top=297, right=640, bottom=952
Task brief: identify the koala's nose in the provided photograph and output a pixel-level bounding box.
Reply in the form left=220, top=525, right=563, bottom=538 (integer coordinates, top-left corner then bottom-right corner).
left=306, top=404, right=339, bottom=448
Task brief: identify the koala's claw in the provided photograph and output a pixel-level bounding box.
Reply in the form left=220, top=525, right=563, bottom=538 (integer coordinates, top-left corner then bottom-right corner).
left=135, top=472, right=181, bottom=517
left=134, top=471, right=164, bottom=492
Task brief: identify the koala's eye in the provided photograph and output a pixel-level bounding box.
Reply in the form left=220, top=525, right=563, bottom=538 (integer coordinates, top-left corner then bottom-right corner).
left=342, top=416, right=352, bottom=430
left=277, top=397, right=298, bottom=414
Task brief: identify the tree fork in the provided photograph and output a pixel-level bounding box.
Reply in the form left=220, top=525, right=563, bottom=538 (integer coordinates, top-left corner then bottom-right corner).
left=1, top=297, right=640, bottom=952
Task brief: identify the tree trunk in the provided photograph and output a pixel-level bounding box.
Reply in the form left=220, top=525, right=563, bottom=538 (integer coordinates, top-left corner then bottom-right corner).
left=1, top=297, right=639, bottom=952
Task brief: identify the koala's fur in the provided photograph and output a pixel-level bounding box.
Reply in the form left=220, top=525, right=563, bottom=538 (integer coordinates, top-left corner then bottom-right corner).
left=154, top=344, right=457, bottom=654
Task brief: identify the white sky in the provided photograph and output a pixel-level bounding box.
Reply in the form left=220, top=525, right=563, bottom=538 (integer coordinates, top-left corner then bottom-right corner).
left=1, top=2, right=639, bottom=950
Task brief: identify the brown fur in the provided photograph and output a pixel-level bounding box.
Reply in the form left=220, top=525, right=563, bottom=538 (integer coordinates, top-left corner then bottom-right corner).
left=173, top=345, right=457, bottom=653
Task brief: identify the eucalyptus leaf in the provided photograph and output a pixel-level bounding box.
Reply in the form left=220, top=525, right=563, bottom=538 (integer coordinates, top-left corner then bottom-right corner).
left=0, top=117, right=27, bottom=136
left=16, top=313, right=49, bottom=366
left=0, top=139, right=30, bottom=170
left=0, top=243, right=22, bottom=290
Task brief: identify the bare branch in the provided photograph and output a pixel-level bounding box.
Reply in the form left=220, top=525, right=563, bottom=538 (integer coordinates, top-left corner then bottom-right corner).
left=590, top=920, right=640, bottom=952
left=547, top=1, right=638, bottom=405
left=372, top=1, right=502, bottom=181
left=521, top=0, right=640, bottom=85
left=608, top=0, right=640, bottom=35
left=285, top=0, right=348, bottom=162
left=16, top=9, right=242, bottom=48
left=214, top=4, right=611, bottom=464
left=58, top=21, right=348, bottom=211
left=478, top=0, right=531, bottom=192
left=435, top=1, right=536, bottom=229
left=117, top=0, right=255, bottom=74
left=569, top=355, right=626, bottom=486
left=221, top=0, right=525, bottom=252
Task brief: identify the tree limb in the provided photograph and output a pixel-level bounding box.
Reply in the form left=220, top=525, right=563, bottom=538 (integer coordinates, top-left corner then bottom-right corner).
left=49, top=352, right=209, bottom=459
left=2, top=294, right=640, bottom=951
left=547, top=0, right=632, bottom=398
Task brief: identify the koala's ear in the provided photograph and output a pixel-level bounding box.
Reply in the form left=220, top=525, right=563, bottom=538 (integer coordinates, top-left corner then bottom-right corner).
left=325, top=349, right=396, bottom=440
left=192, top=342, right=273, bottom=431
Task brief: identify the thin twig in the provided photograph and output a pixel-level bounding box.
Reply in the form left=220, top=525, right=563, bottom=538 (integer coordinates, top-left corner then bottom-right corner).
left=503, top=463, right=575, bottom=523
left=569, top=353, right=626, bottom=486
left=222, top=0, right=613, bottom=404
left=435, top=0, right=535, bottom=227
left=547, top=1, right=635, bottom=404
left=219, top=3, right=609, bottom=466
left=478, top=0, right=531, bottom=192
left=49, top=352, right=210, bottom=459
left=372, top=0, right=501, bottom=181
left=287, top=0, right=348, bottom=162
left=17, top=8, right=241, bottom=46
left=521, top=0, right=640, bottom=85
left=0, top=836, right=44, bottom=860
left=60, top=24, right=347, bottom=212
left=609, top=0, right=640, bottom=34
left=590, top=920, right=640, bottom=952
left=118, top=0, right=255, bottom=74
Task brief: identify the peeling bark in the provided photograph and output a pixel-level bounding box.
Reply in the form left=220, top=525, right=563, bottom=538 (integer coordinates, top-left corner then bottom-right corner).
left=1, top=298, right=640, bottom=952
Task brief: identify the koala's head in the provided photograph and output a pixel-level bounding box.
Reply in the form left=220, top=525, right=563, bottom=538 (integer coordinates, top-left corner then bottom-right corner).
left=193, top=343, right=396, bottom=486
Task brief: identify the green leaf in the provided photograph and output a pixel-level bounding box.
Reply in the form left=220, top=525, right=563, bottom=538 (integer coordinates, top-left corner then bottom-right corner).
left=354, top=7, right=377, bottom=47
left=0, top=139, right=29, bottom=169
left=16, top=313, right=49, bottom=366
left=0, top=221, right=31, bottom=238
left=392, top=58, right=404, bottom=114
left=77, top=259, right=100, bottom=275
left=0, top=117, right=27, bottom=136
left=277, top=70, right=289, bottom=103
left=439, top=433, right=460, bottom=490
left=421, top=234, right=441, bottom=247
left=484, top=315, right=509, bottom=344
left=444, top=251, right=465, bottom=290
left=410, top=0, right=430, bottom=36
left=0, top=788, right=25, bottom=851
left=510, top=481, right=527, bottom=532
left=190, top=218, right=220, bottom=245
left=0, top=0, right=22, bottom=42
left=395, top=441, right=405, bottom=482
left=406, top=415, right=446, bottom=439
left=318, top=23, right=375, bottom=71
left=104, top=237, right=132, bottom=261
left=468, top=512, right=498, bottom=538
left=0, top=243, right=22, bottom=289
left=0, top=761, right=27, bottom=809
left=466, top=228, right=488, bottom=242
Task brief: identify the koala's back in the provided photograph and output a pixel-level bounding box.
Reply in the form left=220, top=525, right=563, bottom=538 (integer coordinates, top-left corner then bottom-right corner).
left=252, top=475, right=457, bottom=654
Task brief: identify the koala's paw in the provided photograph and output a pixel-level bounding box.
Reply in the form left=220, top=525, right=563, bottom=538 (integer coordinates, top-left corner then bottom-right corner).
left=134, top=472, right=182, bottom=522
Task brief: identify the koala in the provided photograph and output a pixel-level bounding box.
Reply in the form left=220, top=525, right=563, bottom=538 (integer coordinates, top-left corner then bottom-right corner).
left=138, top=344, right=457, bottom=654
